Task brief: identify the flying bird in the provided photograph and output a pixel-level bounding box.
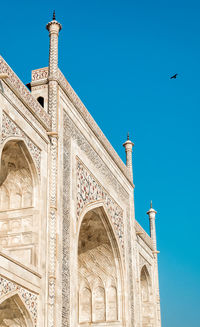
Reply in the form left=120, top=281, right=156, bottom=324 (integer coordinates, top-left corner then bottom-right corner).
left=170, top=73, right=178, bottom=79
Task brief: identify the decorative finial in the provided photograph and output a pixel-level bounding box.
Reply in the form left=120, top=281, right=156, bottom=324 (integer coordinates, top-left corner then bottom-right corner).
left=53, top=10, right=56, bottom=20
left=127, top=132, right=129, bottom=140
left=150, top=200, right=152, bottom=208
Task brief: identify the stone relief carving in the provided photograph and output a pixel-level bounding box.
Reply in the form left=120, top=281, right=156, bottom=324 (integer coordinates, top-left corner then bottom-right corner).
left=1, top=112, right=41, bottom=175
left=77, top=159, right=124, bottom=253
left=0, top=276, right=38, bottom=327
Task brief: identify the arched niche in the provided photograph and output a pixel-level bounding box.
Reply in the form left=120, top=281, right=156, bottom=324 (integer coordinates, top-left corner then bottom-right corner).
left=79, top=287, right=92, bottom=323
left=78, top=206, right=123, bottom=325
left=0, top=293, right=33, bottom=327
left=0, top=139, right=39, bottom=266
left=140, top=265, right=153, bottom=327
left=107, top=286, right=118, bottom=321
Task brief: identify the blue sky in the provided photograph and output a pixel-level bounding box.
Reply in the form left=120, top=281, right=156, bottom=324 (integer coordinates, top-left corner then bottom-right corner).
left=1, top=1, right=200, bottom=326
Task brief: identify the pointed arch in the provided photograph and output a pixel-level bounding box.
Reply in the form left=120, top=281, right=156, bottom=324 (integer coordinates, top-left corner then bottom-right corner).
left=0, top=137, right=39, bottom=189
left=0, top=293, right=33, bottom=327
left=140, top=265, right=151, bottom=302
left=140, top=265, right=154, bottom=326
left=77, top=203, right=124, bottom=325
left=0, top=138, right=40, bottom=266
left=77, top=201, right=124, bottom=264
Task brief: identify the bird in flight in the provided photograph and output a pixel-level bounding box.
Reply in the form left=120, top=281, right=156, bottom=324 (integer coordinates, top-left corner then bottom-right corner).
left=170, top=73, right=178, bottom=79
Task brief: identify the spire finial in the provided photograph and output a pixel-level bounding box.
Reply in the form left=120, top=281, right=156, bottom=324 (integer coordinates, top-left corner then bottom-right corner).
left=127, top=132, right=129, bottom=140
left=150, top=200, right=152, bottom=208
left=53, top=10, right=56, bottom=20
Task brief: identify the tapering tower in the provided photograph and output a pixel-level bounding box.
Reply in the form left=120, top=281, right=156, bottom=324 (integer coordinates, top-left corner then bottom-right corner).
left=123, top=133, right=134, bottom=181
left=147, top=200, right=157, bottom=251
left=147, top=201, right=161, bottom=327
left=46, top=11, right=62, bottom=327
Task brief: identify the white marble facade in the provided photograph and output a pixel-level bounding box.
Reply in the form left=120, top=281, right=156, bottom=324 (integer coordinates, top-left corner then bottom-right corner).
left=0, top=14, right=161, bottom=327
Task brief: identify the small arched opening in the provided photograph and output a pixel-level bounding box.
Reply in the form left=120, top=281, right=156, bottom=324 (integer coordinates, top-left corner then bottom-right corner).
left=37, top=96, right=44, bottom=107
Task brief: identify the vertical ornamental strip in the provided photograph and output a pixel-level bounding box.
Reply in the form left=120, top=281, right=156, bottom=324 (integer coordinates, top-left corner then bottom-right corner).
left=46, top=12, right=62, bottom=327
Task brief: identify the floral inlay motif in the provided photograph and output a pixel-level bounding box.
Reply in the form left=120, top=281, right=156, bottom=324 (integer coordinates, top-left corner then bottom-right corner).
left=0, top=276, right=38, bottom=326
left=77, top=160, right=124, bottom=252
left=1, top=112, right=41, bottom=175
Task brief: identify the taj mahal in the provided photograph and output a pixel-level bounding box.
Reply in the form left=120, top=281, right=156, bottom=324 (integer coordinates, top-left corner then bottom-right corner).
left=0, top=13, right=161, bottom=327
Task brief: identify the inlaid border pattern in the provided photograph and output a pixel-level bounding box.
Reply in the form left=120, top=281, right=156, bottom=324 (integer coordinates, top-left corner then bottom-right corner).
left=0, top=276, right=38, bottom=327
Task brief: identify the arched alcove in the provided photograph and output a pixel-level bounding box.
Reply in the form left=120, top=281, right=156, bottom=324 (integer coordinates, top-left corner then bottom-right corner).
left=0, top=294, right=33, bottom=327
left=79, top=287, right=92, bottom=323
left=140, top=265, right=154, bottom=327
left=107, top=286, right=117, bottom=321
left=0, top=140, right=39, bottom=266
left=78, top=206, right=122, bottom=325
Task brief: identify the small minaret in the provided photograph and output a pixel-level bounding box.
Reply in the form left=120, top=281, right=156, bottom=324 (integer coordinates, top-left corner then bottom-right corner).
left=46, top=11, right=62, bottom=122
left=46, top=10, right=62, bottom=80
left=46, top=11, right=62, bottom=327
left=147, top=201, right=157, bottom=251
left=123, top=133, right=134, bottom=180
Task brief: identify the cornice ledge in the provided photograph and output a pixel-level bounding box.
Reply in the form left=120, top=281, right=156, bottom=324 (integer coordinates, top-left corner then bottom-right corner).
left=58, top=68, right=134, bottom=187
